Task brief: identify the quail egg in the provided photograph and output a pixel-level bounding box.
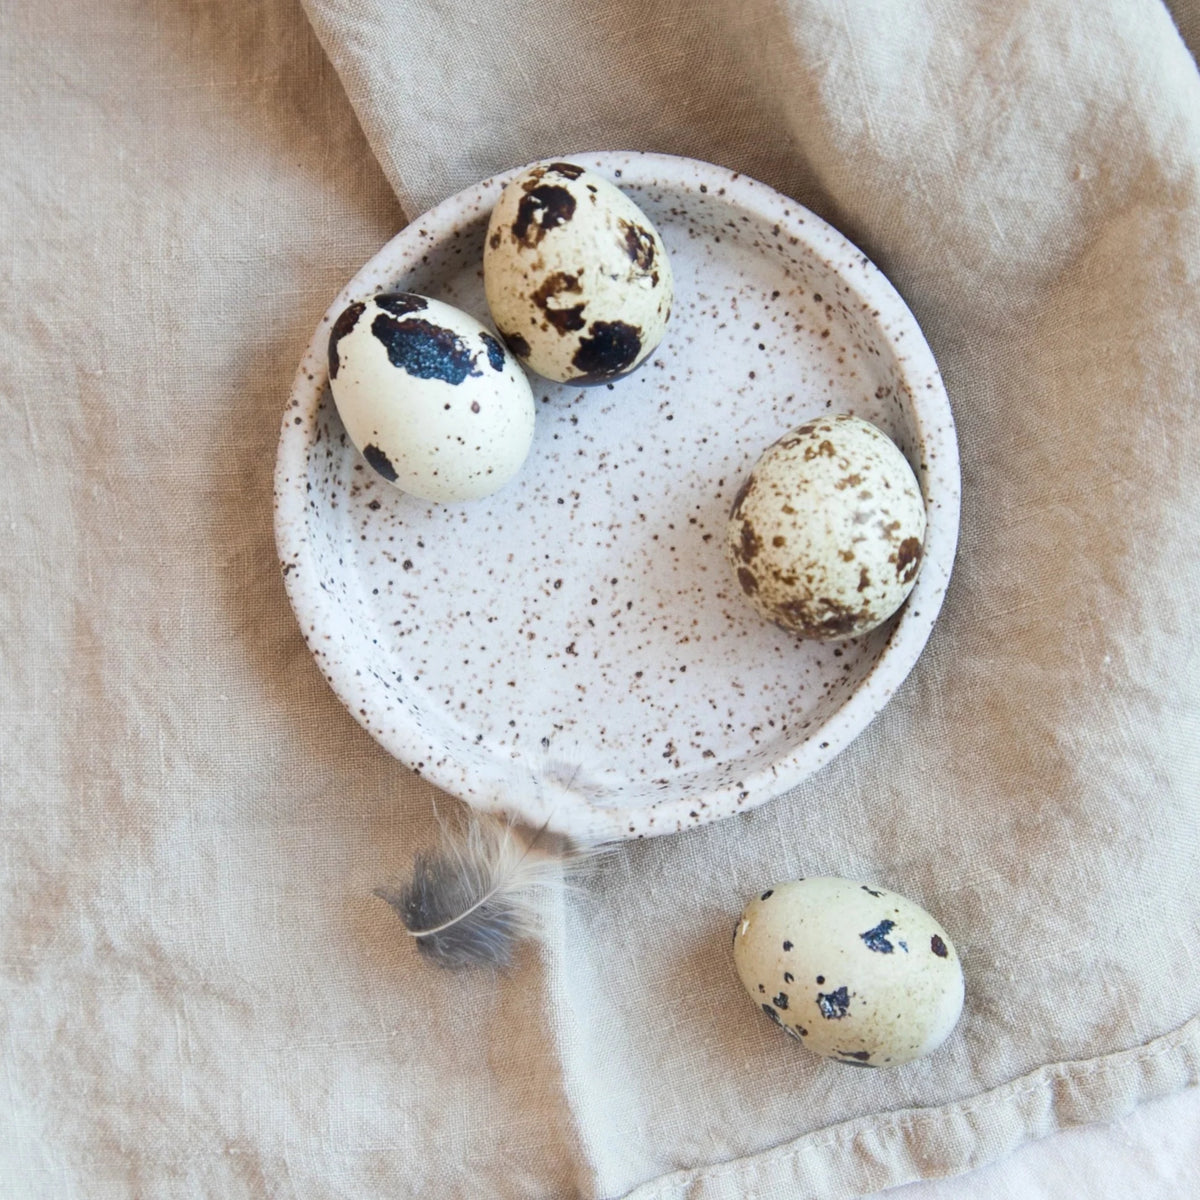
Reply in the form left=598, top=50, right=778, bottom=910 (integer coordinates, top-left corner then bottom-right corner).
left=732, top=877, right=964, bottom=1067
left=726, top=415, right=926, bottom=639
left=327, top=292, right=535, bottom=503
left=483, top=161, right=673, bottom=384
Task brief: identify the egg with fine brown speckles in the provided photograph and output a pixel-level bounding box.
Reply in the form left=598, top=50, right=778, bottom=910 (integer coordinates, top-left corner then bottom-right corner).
left=733, top=878, right=964, bottom=1068
left=483, top=161, right=673, bottom=384
left=726, top=415, right=926, bottom=640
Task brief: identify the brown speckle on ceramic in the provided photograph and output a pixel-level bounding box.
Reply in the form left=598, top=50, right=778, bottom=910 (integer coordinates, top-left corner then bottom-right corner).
left=273, top=152, right=960, bottom=842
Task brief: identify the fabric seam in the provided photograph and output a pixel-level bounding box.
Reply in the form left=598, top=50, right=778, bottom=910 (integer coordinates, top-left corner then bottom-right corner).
left=623, top=1010, right=1200, bottom=1198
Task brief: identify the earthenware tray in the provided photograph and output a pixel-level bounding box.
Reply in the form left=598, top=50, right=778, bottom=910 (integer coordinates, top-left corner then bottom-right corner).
left=274, top=151, right=960, bottom=842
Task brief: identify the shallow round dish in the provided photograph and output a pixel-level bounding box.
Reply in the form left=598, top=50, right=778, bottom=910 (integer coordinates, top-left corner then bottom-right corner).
left=274, top=152, right=960, bottom=842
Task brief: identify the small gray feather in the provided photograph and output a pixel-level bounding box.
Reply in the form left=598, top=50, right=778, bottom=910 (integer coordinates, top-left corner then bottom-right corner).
left=375, top=850, right=525, bottom=969
left=375, top=813, right=591, bottom=970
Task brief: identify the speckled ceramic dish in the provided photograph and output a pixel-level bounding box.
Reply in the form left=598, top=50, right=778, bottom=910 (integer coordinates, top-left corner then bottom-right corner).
left=274, top=152, right=960, bottom=842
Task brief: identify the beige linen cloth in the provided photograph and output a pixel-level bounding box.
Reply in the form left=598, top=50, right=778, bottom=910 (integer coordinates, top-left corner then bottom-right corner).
left=3, top=0, right=1200, bottom=1196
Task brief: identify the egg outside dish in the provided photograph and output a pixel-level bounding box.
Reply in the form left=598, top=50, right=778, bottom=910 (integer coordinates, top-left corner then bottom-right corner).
left=733, top=877, right=964, bottom=1067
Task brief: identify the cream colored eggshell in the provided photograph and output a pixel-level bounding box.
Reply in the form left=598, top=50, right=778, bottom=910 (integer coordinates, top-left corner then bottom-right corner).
left=733, top=877, right=964, bottom=1067
left=726, top=415, right=926, bottom=640
left=483, top=161, right=673, bottom=383
left=328, top=293, right=535, bottom=503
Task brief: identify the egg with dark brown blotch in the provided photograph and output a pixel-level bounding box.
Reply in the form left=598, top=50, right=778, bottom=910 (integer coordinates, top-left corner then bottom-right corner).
left=726, top=415, right=926, bottom=640
left=733, top=877, right=964, bottom=1068
left=483, top=161, right=673, bottom=384
left=327, top=292, right=535, bottom=503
